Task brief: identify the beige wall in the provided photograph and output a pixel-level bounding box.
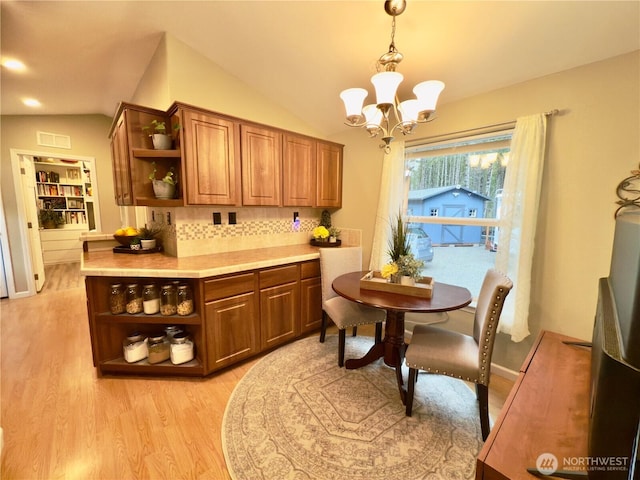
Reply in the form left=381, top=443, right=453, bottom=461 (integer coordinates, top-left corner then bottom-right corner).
left=328, top=50, right=640, bottom=370
left=0, top=114, right=120, bottom=291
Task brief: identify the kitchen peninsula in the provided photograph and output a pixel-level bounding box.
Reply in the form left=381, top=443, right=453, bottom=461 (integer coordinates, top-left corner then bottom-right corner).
left=81, top=244, right=324, bottom=377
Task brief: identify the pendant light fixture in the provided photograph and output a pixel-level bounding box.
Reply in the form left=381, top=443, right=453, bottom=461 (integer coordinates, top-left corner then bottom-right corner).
left=339, top=0, right=444, bottom=150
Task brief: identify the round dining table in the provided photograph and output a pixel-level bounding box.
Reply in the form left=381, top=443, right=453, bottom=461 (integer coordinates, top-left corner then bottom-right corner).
left=332, top=271, right=473, bottom=404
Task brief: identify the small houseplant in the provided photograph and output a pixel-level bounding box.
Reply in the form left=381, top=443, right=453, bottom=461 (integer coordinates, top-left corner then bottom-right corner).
left=387, top=211, right=411, bottom=262
left=142, top=120, right=180, bottom=150
left=328, top=226, right=341, bottom=243
left=38, top=209, right=65, bottom=229
left=136, top=224, right=163, bottom=250
left=148, top=162, right=177, bottom=199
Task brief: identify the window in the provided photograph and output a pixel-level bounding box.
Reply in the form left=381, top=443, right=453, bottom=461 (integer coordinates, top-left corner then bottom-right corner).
left=405, top=131, right=513, bottom=297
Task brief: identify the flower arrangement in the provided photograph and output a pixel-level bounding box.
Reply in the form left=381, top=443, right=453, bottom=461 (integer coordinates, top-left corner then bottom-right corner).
left=313, top=226, right=329, bottom=240
left=380, top=254, right=425, bottom=282
left=387, top=211, right=410, bottom=262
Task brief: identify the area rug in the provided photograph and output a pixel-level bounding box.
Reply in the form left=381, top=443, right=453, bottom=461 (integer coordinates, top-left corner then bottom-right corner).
left=222, top=335, right=483, bottom=480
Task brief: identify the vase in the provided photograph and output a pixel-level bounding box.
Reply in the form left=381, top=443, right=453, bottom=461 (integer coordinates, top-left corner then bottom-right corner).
left=400, top=276, right=416, bottom=286
left=140, top=239, right=156, bottom=250
left=152, top=180, right=176, bottom=200
left=151, top=134, right=172, bottom=150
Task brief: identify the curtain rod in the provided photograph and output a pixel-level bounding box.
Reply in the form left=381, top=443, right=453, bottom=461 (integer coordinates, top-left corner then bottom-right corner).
left=407, top=109, right=560, bottom=146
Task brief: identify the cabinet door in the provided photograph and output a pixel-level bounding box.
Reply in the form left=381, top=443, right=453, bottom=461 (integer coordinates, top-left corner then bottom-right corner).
left=260, top=282, right=299, bottom=350
left=110, top=113, right=133, bottom=205
left=182, top=109, right=241, bottom=205
left=205, top=292, right=259, bottom=372
left=241, top=125, right=282, bottom=206
left=300, top=276, right=323, bottom=334
left=316, top=141, right=343, bottom=208
left=283, top=134, right=316, bottom=207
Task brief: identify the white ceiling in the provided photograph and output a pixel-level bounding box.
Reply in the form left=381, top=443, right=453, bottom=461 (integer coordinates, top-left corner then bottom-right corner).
left=1, top=1, right=639, bottom=136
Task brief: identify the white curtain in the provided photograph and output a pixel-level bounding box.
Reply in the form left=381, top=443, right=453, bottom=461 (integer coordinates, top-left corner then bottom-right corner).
left=495, top=113, right=548, bottom=342
left=369, top=141, right=406, bottom=271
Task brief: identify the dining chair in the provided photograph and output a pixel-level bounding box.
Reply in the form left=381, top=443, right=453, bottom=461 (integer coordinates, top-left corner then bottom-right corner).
left=404, top=268, right=513, bottom=441
left=319, top=246, right=385, bottom=367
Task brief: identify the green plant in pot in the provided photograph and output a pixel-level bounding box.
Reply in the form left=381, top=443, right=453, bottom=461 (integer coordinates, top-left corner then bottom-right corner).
left=142, top=120, right=180, bottom=150
left=136, top=224, right=163, bottom=250
left=38, top=209, right=65, bottom=229
left=148, top=162, right=177, bottom=200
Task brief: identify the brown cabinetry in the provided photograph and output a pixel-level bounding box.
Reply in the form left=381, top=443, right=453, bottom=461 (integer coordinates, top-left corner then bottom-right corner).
left=316, top=141, right=343, bottom=208
left=283, top=134, right=316, bottom=207
left=259, top=265, right=300, bottom=350
left=110, top=101, right=343, bottom=208
left=85, top=276, right=204, bottom=376
left=241, top=124, right=282, bottom=206
left=204, top=273, right=259, bottom=370
left=180, top=107, right=241, bottom=206
left=85, top=259, right=322, bottom=378
left=300, top=260, right=323, bottom=333
left=108, top=103, right=183, bottom=207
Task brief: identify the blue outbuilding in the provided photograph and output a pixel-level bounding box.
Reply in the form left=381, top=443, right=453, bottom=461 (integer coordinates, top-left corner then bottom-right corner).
left=408, top=186, right=491, bottom=245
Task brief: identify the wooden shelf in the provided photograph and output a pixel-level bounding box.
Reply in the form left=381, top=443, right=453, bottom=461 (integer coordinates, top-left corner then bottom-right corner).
left=134, top=197, right=184, bottom=207
left=100, top=357, right=203, bottom=376
left=132, top=148, right=181, bottom=158
left=97, top=312, right=200, bottom=325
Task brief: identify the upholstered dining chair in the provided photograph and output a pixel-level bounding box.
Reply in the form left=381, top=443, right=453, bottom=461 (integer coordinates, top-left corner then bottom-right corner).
left=404, top=268, right=513, bottom=441
left=319, top=246, right=386, bottom=367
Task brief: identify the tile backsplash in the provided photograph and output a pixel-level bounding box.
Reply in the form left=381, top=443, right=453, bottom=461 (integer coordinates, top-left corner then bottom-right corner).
left=148, top=206, right=360, bottom=257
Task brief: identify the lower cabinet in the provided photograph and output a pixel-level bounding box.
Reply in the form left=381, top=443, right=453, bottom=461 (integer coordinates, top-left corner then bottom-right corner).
left=86, top=259, right=321, bottom=377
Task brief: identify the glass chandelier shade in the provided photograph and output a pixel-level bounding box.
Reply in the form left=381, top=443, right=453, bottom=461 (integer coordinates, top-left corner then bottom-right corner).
left=339, top=0, right=444, bottom=149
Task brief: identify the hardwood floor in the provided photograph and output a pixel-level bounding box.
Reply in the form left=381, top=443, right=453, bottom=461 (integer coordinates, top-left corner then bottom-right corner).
left=1, top=264, right=514, bottom=479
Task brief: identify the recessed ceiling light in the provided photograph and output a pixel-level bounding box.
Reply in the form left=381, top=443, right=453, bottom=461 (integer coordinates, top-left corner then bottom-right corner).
left=2, top=58, right=26, bottom=71
left=23, top=98, right=41, bottom=108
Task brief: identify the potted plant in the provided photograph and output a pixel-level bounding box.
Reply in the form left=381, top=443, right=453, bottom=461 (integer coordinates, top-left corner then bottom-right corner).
left=38, top=209, right=65, bottom=229
left=136, top=224, right=163, bottom=250
left=386, top=211, right=411, bottom=262
left=328, top=226, right=341, bottom=243
left=148, top=162, right=177, bottom=199
left=395, top=254, right=425, bottom=285
left=142, top=120, right=180, bottom=150
left=312, top=226, right=330, bottom=242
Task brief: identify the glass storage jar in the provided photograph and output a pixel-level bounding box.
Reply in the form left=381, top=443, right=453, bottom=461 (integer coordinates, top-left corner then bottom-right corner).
left=176, top=285, right=194, bottom=316
left=147, top=334, right=170, bottom=364
left=123, top=332, right=148, bottom=363
left=143, top=284, right=160, bottom=314
left=160, top=284, right=177, bottom=316
left=125, top=283, right=143, bottom=314
left=170, top=332, right=194, bottom=365
left=164, top=325, right=183, bottom=341
left=109, top=283, right=125, bottom=314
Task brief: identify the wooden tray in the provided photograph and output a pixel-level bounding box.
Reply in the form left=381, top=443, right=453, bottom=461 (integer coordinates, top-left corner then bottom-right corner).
left=310, top=239, right=341, bottom=248
left=360, top=271, right=434, bottom=298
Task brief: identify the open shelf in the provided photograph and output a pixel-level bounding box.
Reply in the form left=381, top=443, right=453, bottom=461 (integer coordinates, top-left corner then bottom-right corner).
left=132, top=148, right=181, bottom=158
left=98, top=312, right=200, bottom=325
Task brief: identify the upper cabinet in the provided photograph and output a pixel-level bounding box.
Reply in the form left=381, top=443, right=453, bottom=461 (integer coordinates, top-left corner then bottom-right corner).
left=315, top=141, right=343, bottom=208
left=109, top=101, right=343, bottom=208
left=241, top=124, right=282, bottom=206
left=179, top=106, right=241, bottom=206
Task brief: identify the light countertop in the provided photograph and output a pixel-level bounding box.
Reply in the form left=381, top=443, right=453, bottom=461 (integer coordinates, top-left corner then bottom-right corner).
left=80, top=244, right=323, bottom=278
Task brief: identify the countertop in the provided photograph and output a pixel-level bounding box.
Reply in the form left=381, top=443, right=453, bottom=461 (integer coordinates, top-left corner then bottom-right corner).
left=80, top=244, right=323, bottom=278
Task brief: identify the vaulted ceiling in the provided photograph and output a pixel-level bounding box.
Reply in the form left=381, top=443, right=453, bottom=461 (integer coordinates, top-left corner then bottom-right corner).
left=1, top=1, right=639, bottom=136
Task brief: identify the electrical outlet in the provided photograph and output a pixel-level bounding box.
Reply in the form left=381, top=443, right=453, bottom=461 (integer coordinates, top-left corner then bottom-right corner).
left=228, top=212, right=237, bottom=225
left=213, top=212, right=222, bottom=225
left=293, top=211, right=299, bottom=221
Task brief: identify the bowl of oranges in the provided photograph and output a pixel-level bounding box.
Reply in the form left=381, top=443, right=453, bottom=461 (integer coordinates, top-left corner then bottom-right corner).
left=113, top=226, right=139, bottom=246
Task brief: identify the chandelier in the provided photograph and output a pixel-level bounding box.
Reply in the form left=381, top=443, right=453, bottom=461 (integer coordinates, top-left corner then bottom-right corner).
left=339, top=0, right=445, bottom=150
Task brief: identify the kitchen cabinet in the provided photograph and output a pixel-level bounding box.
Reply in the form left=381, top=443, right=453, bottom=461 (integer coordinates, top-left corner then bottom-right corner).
left=259, top=265, right=299, bottom=350
left=300, top=260, right=323, bottom=334
left=85, top=276, right=204, bottom=376
left=109, top=101, right=343, bottom=208
left=179, top=106, right=241, bottom=206
left=283, top=134, right=316, bottom=207
left=241, top=124, right=282, bottom=206
left=109, top=103, right=183, bottom=207
left=85, top=256, right=322, bottom=377
left=204, top=273, right=259, bottom=370
left=316, top=141, right=343, bottom=208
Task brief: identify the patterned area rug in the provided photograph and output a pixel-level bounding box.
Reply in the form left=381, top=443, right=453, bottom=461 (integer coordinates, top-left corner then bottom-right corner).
left=222, top=335, right=483, bottom=480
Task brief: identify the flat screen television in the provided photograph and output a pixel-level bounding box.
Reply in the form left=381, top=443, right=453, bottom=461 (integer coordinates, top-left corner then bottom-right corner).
left=588, top=213, right=640, bottom=480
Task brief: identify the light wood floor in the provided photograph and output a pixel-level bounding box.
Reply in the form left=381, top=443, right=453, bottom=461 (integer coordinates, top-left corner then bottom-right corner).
left=1, top=263, right=514, bottom=479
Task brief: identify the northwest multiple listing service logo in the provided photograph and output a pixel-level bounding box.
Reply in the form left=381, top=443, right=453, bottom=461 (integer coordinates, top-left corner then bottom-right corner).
left=535, top=452, right=631, bottom=476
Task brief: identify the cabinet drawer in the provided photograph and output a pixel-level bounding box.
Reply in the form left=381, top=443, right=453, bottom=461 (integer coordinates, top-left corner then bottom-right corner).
left=259, top=265, right=298, bottom=289
left=204, top=273, right=255, bottom=302
left=300, top=260, right=320, bottom=279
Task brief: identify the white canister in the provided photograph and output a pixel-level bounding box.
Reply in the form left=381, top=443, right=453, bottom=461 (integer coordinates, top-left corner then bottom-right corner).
left=123, top=333, right=148, bottom=363
left=170, top=332, right=194, bottom=365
